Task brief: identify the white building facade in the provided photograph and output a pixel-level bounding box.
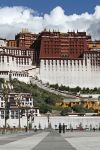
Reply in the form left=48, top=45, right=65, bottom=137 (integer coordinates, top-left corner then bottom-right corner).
left=0, top=47, right=35, bottom=83
left=0, top=92, right=40, bottom=128
left=39, top=50, right=100, bottom=88
left=0, top=38, right=7, bottom=47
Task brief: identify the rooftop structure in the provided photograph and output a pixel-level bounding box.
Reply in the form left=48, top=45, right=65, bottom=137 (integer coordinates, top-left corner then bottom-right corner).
left=7, top=40, right=17, bottom=48
left=15, top=29, right=38, bottom=48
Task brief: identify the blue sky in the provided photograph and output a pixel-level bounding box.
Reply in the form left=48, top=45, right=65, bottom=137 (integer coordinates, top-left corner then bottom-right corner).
left=0, top=0, right=100, bottom=39
left=0, top=0, right=100, bottom=14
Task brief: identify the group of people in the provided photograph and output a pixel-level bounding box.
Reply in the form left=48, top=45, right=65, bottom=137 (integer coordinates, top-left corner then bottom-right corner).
left=58, top=123, right=66, bottom=133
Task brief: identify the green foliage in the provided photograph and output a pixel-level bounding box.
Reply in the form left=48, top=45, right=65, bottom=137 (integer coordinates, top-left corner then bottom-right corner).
left=28, top=123, right=32, bottom=129
left=0, top=78, right=4, bottom=83
left=60, top=107, right=72, bottom=116
left=44, top=95, right=57, bottom=105
left=50, top=84, right=100, bottom=94
left=60, top=104, right=95, bottom=116
left=39, top=104, right=52, bottom=114
left=3, top=79, right=97, bottom=114
left=59, top=85, right=70, bottom=91
left=11, top=79, right=30, bottom=93
left=72, top=105, right=85, bottom=113
left=81, top=87, right=100, bottom=94
left=11, top=79, right=63, bottom=113
left=50, top=84, right=81, bottom=94
left=72, top=104, right=95, bottom=113
left=50, top=84, right=59, bottom=89
left=0, top=78, right=4, bottom=89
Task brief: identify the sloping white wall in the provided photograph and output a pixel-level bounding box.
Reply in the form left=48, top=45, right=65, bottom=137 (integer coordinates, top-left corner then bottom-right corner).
left=39, top=59, right=100, bottom=88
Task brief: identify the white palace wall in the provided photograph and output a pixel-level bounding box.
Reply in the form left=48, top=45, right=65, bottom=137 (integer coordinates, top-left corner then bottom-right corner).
left=39, top=58, right=100, bottom=88
left=32, top=116, right=100, bottom=129
left=0, top=56, right=31, bottom=83
left=0, top=55, right=32, bottom=72
left=0, top=116, right=100, bottom=129
left=0, top=47, right=36, bottom=83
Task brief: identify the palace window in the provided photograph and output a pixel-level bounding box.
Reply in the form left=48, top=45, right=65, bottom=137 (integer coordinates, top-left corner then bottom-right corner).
left=7, top=56, right=9, bottom=63
left=11, top=111, right=14, bottom=119
left=77, top=60, right=79, bottom=65
left=74, top=60, right=76, bottom=65
left=2, top=56, right=4, bottom=62
left=48, top=60, right=50, bottom=65
left=15, top=110, right=18, bottom=119
left=16, top=58, right=18, bottom=64
left=1, top=102, right=3, bottom=107
left=12, top=57, right=14, bottom=61
left=1, top=111, right=4, bottom=114
left=27, top=58, right=29, bottom=65
left=19, top=58, right=20, bottom=64
left=1, top=111, right=4, bottom=119
left=55, top=60, right=57, bottom=65
left=44, top=60, right=46, bottom=65
left=24, top=58, right=26, bottom=65
left=59, top=60, right=61, bottom=65
left=70, top=60, right=72, bottom=65
left=52, top=60, right=53, bottom=65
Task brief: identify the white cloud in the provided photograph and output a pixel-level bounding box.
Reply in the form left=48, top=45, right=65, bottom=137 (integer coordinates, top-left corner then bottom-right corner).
left=0, top=6, right=100, bottom=39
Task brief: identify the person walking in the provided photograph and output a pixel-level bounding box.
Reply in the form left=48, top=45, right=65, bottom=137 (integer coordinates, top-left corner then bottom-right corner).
left=59, top=123, right=62, bottom=133
left=62, top=123, right=65, bottom=133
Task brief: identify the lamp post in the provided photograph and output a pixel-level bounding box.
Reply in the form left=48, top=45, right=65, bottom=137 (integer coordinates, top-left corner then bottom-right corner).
left=2, top=80, right=13, bottom=131
left=25, top=102, right=30, bottom=131
left=30, top=110, right=34, bottom=129
left=26, top=107, right=28, bottom=130
left=46, top=111, right=51, bottom=128
left=26, top=106, right=33, bottom=130
left=15, top=94, right=22, bottom=129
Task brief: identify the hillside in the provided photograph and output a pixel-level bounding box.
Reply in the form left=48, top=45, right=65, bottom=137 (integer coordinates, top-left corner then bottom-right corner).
left=0, top=78, right=97, bottom=115
left=0, top=79, right=64, bottom=113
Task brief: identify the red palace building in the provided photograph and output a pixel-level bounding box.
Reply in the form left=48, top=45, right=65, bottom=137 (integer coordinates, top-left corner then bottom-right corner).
left=33, top=29, right=91, bottom=64
left=15, top=29, right=37, bottom=48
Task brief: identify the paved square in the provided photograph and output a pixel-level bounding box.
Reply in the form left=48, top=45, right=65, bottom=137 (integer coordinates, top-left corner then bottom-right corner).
left=0, top=130, right=100, bottom=150
left=62, top=131, right=100, bottom=150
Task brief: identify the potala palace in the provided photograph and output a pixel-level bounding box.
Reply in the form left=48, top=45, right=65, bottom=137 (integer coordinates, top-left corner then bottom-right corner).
left=0, top=29, right=100, bottom=88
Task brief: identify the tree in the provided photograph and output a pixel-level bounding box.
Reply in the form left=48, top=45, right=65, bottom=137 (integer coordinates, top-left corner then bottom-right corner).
left=39, top=104, right=52, bottom=114
left=72, top=105, right=85, bottom=113
left=44, top=95, right=58, bottom=105
left=54, top=84, right=59, bottom=89
left=72, top=104, right=95, bottom=113
left=75, top=86, right=81, bottom=92
left=61, top=107, right=72, bottom=116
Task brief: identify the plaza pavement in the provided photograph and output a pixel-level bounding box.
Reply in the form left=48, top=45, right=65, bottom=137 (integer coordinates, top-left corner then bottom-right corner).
left=61, top=131, right=100, bottom=150
left=0, top=131, right=49, bottom=150
left=0, top=130, right=100, bottom=150
left=32, top=131, right=76, bottom=150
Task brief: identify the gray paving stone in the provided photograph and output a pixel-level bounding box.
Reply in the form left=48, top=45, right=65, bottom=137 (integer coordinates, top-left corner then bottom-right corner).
left=32, top=131, right=76, bottom=150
